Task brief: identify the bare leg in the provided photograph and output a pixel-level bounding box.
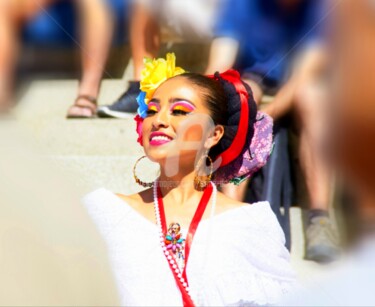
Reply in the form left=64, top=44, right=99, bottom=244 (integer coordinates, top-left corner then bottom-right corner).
left=205, top=37, right=239, bottom=75
left=67, top=0, right=113, bottom=117
left=0, top=1, right=16, bottom=112
left=0, top=0, right=112, bottom=117
left=95, top=2, right=160, bottom=118
left=221, top=79, right=263, bottom=201
left=261, top=80, right=295, bottom=121
left=78, top=0, right=113, bottom=100
left=296, top=85, right=331, bottom=210
left=0, top=0, right=54, bottom=112
left=296, top=78, right=339, bottom=262
left=270, top=46, right=331, bottom=210
left=296, top=81, right=331, bottom=211
left=131, top=3, right=160, bottom=80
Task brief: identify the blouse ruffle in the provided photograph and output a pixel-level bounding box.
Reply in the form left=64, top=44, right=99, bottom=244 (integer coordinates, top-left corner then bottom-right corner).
left=83, top=188, right=296, bottom=306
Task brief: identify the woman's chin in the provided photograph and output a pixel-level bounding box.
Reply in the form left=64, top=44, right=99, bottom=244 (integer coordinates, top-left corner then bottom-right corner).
left=144, top=149, right=181, bottom=165
left=145, top=149, right=170, bottom=162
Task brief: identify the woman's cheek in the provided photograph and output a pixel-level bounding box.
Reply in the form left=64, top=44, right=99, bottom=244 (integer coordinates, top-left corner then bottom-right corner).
left=176, top=116, right=212, bottom=143
left=183, top=124, right=204, bottom=142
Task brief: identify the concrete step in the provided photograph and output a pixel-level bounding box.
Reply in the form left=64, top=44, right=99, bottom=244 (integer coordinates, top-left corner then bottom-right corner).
left=16, top=79, right=143, bottom=156
left=49, top=155, right=159, bottom=194
left=16, top=79, right=126, bottom=121
left=22, top=119, right=143, bottom=156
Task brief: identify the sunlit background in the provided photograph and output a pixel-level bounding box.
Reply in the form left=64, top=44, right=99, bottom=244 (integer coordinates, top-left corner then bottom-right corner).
left=1, top=0, right=375, bottom=305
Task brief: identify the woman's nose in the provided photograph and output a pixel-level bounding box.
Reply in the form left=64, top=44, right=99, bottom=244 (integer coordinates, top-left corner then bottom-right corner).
left=152, top=109, right=169, bottom=129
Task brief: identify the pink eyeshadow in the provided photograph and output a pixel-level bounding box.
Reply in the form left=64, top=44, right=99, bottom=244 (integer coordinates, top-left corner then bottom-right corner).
left=170, top=101, right=195, bottom=112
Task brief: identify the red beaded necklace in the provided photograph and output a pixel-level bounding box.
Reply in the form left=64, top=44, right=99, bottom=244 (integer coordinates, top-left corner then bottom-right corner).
left=153, top=181, right=215, bottom=307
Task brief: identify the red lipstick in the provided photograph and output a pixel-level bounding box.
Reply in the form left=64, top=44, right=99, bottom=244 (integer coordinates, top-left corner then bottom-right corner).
left=149, top=132, right=173, bottom=146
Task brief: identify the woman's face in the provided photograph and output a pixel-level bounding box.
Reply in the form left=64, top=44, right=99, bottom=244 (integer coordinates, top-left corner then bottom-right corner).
left=142, top=77, right=221, bottom=169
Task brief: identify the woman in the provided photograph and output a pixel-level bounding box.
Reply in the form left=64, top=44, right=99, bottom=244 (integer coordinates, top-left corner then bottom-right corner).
left=84, top=53, right=295, bottom=306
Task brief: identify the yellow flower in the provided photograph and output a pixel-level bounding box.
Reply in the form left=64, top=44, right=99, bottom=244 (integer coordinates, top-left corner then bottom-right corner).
left=140, top=53, right=185, bottom=103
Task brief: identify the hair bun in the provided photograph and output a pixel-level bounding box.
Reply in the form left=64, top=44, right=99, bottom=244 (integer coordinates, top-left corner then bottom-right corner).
left=214, top=73, right=257, bottom=154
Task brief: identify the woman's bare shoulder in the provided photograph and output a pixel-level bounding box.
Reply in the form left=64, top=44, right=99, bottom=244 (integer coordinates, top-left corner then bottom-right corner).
left=215, top=190, right=250, bottom=214
left=116, top=188, right=154, bottom=211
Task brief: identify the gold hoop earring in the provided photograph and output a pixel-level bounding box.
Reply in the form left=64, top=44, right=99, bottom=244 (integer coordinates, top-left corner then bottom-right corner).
left=133, top=156, right=154, bottom=187
left=194, top=154, right=213, bottom=190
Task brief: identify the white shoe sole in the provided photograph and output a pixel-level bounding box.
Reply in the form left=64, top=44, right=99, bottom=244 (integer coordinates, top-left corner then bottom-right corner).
left=98, top=106, right=137, bottom=119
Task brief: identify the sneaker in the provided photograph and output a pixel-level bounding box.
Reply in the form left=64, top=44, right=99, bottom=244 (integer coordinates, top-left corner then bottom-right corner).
left=305, top=216, right=340, bottom=263
left=97, top=81, right=140, bottom=118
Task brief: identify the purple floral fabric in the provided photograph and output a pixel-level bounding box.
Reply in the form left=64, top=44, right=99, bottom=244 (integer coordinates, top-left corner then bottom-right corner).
left=213, top=111, right=273, bottom=185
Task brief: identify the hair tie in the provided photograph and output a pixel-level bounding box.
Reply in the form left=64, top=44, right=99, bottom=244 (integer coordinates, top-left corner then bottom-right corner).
left=213, top=71, right=221, bottom=81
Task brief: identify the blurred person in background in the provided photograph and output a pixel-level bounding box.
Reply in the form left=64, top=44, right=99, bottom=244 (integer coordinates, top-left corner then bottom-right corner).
left=329, top=0, right=375, bottom=244
left=0, top=0, right=114, bottom=118
left=0, top=123, right=119, bottom=305
left=97, top=0, right=221, bottom=118
left=286, top=1, right=375, bottom=303
left=204, top=0, right=340, bottom=263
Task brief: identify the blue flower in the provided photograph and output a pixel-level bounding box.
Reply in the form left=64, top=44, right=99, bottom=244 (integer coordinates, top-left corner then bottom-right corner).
left=136, top=91, right=148, bottom=118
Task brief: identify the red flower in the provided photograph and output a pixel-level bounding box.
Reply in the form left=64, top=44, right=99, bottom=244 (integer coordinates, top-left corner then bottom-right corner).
left=134, top=115, right=144, bottom=146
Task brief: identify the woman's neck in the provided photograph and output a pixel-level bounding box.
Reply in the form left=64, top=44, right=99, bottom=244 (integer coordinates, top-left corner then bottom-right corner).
left=158, top=170, right=200, bottom=206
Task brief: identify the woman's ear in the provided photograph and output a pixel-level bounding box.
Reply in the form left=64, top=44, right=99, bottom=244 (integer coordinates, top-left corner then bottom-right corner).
left=205, top=125, right=224, bottom=149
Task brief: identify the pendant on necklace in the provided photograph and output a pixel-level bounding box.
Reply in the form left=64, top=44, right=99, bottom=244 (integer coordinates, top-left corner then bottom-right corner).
left=165, top=222, right=185, bottom=257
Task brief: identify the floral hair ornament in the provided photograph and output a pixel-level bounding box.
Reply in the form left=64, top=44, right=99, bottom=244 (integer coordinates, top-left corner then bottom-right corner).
left=207, top=70, right=274, bottom=185
left=134, top=53, right=186, bottom=146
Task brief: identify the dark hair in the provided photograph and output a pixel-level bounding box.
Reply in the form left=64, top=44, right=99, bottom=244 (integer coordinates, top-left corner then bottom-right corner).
left=176, top=72, right=257, bottom=161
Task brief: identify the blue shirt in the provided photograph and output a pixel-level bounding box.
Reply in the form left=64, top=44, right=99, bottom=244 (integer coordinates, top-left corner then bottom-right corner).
left=23, top=0, right=129, bottom=47
left=215, top=0, right=325, bottom=84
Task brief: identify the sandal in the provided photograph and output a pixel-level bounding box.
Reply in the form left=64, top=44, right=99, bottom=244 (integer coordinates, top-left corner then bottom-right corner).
left=66, top=95, right=97, bottom=119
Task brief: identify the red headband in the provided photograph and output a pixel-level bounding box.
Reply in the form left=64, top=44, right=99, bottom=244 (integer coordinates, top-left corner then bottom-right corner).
left=207, top=70, right=249, bottom=167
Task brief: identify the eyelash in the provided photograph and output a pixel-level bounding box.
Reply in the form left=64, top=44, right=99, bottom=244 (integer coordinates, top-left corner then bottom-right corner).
left=146, top=109, right=191, bottom=116
left=146, top=109, right=157, bottom=116
left=172, top=109, right=189, bottom=115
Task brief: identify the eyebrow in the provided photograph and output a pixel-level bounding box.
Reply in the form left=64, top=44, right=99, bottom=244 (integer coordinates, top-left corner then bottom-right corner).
left=148, top=98, right=196, bottom=107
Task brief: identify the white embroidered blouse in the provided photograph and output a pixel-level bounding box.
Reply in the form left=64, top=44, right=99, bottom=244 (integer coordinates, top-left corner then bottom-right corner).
left=84, top=188, right=296, bottom=306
